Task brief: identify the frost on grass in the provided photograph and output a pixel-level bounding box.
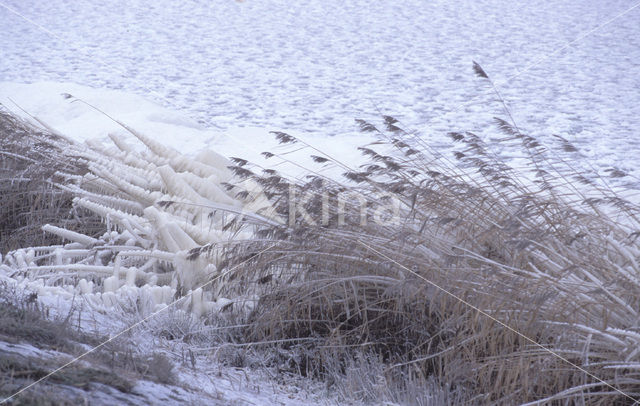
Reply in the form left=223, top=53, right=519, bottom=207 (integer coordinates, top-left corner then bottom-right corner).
left=0, top=109, right=278, bottom=319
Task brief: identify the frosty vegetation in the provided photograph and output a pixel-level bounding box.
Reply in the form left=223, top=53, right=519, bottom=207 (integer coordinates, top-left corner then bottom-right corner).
left=2, top=71, right=640, bottom=404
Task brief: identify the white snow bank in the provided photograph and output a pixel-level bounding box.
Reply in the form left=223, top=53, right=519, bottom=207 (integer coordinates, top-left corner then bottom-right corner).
left=0, top=81, right=213, bottom=154
left=0, top=81, right=373, bottom=179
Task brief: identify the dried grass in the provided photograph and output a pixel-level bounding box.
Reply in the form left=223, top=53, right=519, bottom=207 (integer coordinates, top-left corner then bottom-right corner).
left=0, top=110, right=101, bottom=254
left=218, top=67, right=640, bottom=404
left=0, top=281, right=182, bottom=403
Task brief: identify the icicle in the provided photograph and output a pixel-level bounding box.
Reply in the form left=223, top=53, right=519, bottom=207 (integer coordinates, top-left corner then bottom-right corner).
left=143, top=206, right=198, bottom=252
left=176, top=170, right=239, bottom=207
left=108, top=132, right=135, bottom=154
left=42, top=224, right=98, bottom=246
left=78, top=279, right=93, bottom=294
left=59, top=184, right=145, bottom=215
left=126, top=266, right=137, bottom=287
left=89, top=163, right=161, bottom=206
left=74, top=198, right=152, bottom=236
left=194, top=149, right=233, bottom=176
left=157, top=165, right=209, bottom=208
left=14, top=250, right=27, bottom=269
left=191, top=287, right=204, bottom=317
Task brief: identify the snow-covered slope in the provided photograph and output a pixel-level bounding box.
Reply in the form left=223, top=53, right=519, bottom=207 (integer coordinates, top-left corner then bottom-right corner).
left=0, top=82, right=214, bottom=154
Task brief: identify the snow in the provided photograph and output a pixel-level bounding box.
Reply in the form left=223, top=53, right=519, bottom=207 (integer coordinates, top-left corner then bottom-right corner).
left=0, top=81, right=372, bottom=181
left=2, top=0, right=640, bottom=185
left=0, top=81, right=215, bottom=154
left=0, top=275, right=329, bottom=405
left=0, top=336, right=323, bottom=405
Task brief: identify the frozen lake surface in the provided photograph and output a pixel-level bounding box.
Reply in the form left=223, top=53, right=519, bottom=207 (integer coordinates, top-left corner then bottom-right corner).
left=1, top=0, right=640, bottom=183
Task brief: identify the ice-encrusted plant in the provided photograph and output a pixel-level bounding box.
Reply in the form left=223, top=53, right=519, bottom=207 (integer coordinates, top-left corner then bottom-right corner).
left=0, top=106, right=277, bottom=317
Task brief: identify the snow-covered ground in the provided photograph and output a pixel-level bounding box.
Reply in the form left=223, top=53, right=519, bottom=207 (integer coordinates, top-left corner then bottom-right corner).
left=0, top=278, right=327, bottom=406
left=2, top=0, right=640, bottom=184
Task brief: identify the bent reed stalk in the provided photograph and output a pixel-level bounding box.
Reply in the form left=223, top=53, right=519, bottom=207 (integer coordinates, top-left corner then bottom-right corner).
left=221, top=80, right=640, bottom=404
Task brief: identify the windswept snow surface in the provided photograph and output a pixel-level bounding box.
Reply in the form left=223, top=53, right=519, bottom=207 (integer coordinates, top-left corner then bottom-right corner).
left=1, top=0, right=640, bottom=185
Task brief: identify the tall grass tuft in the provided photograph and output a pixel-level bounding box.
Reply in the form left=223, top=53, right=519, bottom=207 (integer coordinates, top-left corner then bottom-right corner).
left=0, top=111, right=100, bottom=254
left=220, top=86, right=640, bottom=403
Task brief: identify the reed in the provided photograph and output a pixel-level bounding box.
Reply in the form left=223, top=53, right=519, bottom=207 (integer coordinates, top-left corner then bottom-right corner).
left=219, top=66, right=640, bottom=404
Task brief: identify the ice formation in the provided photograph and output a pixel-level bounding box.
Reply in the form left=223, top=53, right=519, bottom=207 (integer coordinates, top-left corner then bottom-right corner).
left=1, top=118, right=277, bottom=317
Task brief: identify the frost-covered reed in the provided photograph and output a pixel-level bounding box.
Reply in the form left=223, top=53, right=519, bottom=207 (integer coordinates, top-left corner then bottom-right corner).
left=0, top=107, right=271, bottom=317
